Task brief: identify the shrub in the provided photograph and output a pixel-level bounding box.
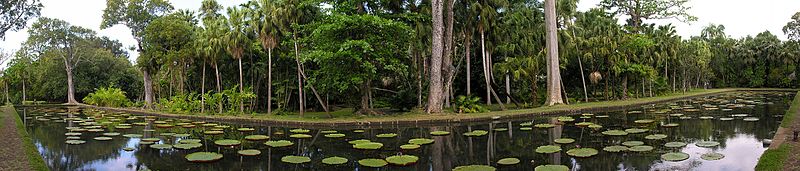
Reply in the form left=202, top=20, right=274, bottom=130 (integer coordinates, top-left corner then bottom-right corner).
left=453, top=95, right=488, bottom=113
left=83, top=86, right=132, bottom=107
left=158, top=93, right=202, bottom=113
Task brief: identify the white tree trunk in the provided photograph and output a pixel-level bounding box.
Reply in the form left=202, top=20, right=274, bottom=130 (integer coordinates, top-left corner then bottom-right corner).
left=268, top=48, right=273, bottom=114
left=544, top=0, right=564, bottom=105
left=426, top=0, right=445, bottom=113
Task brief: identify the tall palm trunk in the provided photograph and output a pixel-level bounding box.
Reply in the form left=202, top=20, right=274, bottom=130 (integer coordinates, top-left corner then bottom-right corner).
left=465, top=33, right=472, bottom=95
left=427, top=0, right=445, bottom=113
left=238, top=58, right=244, bottom=113
left=293, top=35, right=304, bottom=117
left=480, top=27, right=491, bottom=105
left=214, top=62, right=222, bottom=113
left=268, top=47, right=273, bottom=114
left=201, top=60, right=206, bottom=113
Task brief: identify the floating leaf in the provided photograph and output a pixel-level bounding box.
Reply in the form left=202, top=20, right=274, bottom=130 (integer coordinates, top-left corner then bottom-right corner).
left=377, top=133, right=398, bottom=138
left=453, top=165, right=496, bottom=171
left=520, top=127, right=533, bottom=131
left=150, top=144, right=173, bottom=150
left=602, top=130, right=628, bottom=136
left=322, top=156, right=348, bottom=165
left=557, top=117, right=574, bottom=122
left=358, top=158, right=388, bottom=167
left=645, top=134, right=668, bottom=140
left=696, top=141, right=720, bottom=147
left=102, top=132, right=120, bottom=136
left=244, top=135, right=269, bottom=141
left=65, top=140, right=85, bottom=145
left=554, top=138, right=575, bottom=144
left=123, top=147, right=135, bottom=151
left=566, top=148, right=598, bottom=157
left=520, top=122, right=533, bottom=126
left=141, top=138, right=160, bottom=142
left=634, top=119, right=655, bottom=124
left=123, top=134, right=142, bottom=138
left=204, top=130, right=223, bottom=135
left=661, top=123, right=679, bottom=127
left=386, top=155, right=419, bottom=166
left=602, top=145, right=628, bottom=152
left=701, top=152, right=725, bottom=160
left=664, top=142, right=687, bottom=148
left=493, top=128, right=508, bottom=131
left=535, top=123, right=555, bottom=128
left=264, top=140, right=294, bottom=147
left=353, top=142, right=384, bottom=150
left=174, top=143, right=202, bottom=150
left=497, top=158, right=520, bottom=165
left=743, top=117, right=759, bottom=121
left=622, top=141, right=644, bottom=147
left=325, top=133, right=345, bottom=138
left=238, top=149, right=261, bottom=156
left=281, top=155, right=311, bottom=164
left=94, top=137, right=113, bottom=141
left=179, top=139, right=201, bottom=144
left=719, top=117, right=734, bottom=121
left=534, top=165, right=569, bottom=171
left=320, top=130, right=338, bottom=134
left=624, top=128, right=648, bottom=134
left=349, top=139, right=372, bottom=145
left=628, top=145, right=654, bottom=152
left=431, top=131, right=451, bottom=136
left=289, top=129, right=310, bottom=133
left=575, top=122, right=593, bottom=126
left=661, top=152, right=690, bottom=161
left=237, top=128, right=255, bottom=132
left=463, top=130, right=489, bottom=137
left=186, top=152, right=223, bottom=162
left=535, top=145, right=562, bottom=153
left=290, top=134, right=312, bottom=138
left=214, top=139, right=241, bottom=146
left=409, top=138, right=434, bottom=145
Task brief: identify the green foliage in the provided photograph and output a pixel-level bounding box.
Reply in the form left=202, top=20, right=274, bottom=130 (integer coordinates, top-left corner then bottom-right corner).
left=83, top=86, right=132, bottom=107
left=453, top=95, right=488, bottom=113
left=0, top=0, right=42, bottom=39
left=755, top=144, right=791, bottom=171
left=158, top=93, right=202, bottom=113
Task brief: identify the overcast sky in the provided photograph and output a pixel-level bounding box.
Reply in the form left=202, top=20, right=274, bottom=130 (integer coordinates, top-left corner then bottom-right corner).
left=1, top=0, right=799, bottom=63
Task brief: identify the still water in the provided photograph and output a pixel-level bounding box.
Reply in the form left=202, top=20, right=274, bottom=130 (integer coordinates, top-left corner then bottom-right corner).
left=18, top=91, right=795, bottom=171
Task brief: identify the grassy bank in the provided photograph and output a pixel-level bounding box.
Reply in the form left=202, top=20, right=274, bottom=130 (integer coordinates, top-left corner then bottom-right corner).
left=781, top=92, right=800, bottom=128
left=2, top=105, right=49, bottom=171
left=755, top=91, right=800, bottom=171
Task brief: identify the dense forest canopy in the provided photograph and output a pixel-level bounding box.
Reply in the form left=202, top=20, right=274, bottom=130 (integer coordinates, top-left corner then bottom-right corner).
left=3, top=0, right=800, bottom=115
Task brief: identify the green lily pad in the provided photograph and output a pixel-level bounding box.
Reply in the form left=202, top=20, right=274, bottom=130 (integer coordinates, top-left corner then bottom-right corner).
left=497, top=158, right=520, bottom=165
left=353, top=130, right=365, bottom=133
left=150, top=144, right=173, bottom=150
left=628, top=145, right=654, bottom=152
left=264, top=140, right=294, bottom=147
left=358, top=158, right=388, bottom=167
left=322, top=156, right=348, bottom=165
left=244, top=135, right=269, bottom=141
left=696, top=141, right=720, bottom=147
left=376, top=133, right=397, bottom=138
left=602, top=130, right=628, bottom=136
left=186, top=152, right=223, bottom=162
left=66, top=140, right=86, bottom=145
left=409, top=138, right=434, bottom=145
left=172, top=133, right=190, bottom=138
left=353, top=142, right=383, bottom=150
left=320, top=130, right=338, bottom=134
left=493, top=128, right=508, bottom=131
left=65, top=132, right=82, bottom=136
left=645, top=134, right=668, bottom=140
left=66, top=136, right=81, bottom=140
left=290, top=134, right=312, bottom=138
left=179, top=139, right=201, bottom=144
left=554, top=138, right=575, bottom=144
left=634, top=119, right=655, bottom=124
left=463, top=130, right=489, bottom=137
left=535, top=123, right=555, bottom=128
left=520, top=127, right=533, bottom=131
left=661, top=152, right=690, bottom=161
left=566, top=148, right=598, bottom=157
left=665, top=142, right=687, bottom=148
left=701, top=152, right=725, bottom=160
left=625, top=128, right=649, bottom=134
left=138, top=141, right=154, bottom=145
left=290, top=129, right=310, bottom=133
left=588, top=124, right=603, bottom=129
left=281, top=155, right=311, bottom=164
left=557, top=117, right=575, bottom=122
left=453, top=165, right=496, bottom=171
left=622, top=141, right=644, bottom=146
left=386, top=155, right=419, bottom=166
left=603, top=145, right=628, bottom=152
left=719, top=117, right=734, bottom=121
left=349, top=139, right=372, bottom=145
left=431, top=131, right=451, bottom=136
left=661, top=123, right=680, bottom=127
left=174, top=143, right=202, bottom=150
left=238, top=149, right=261, bottom=156
left=123, top=134, right=142, bottom=138
left=520, top=122, right=533, bottom=126
left=743, top=117, right=759, bottom=121
left=204, top=130, right=223, bottom=135
left=237, top=127, right=255, bottom=132
left=325, top=133, right=346, bottom=138
left=535, top=145, right=562, bottom=153
left=123, top=147, right=135, bottom=151
left=102, top=132, right=120, bottom=136
left=94, top=137, right=113, bottom=141
left=214, top=139, right=241, bottom=146
left=141, top=138, right=160, bottom=142
left=534, top=165, right=569, bottom=171
left=575, top=122, right=593, bottom=126
left=699, top=116, right=714, bottom=119
left=395, top=143, right=418, bottom=150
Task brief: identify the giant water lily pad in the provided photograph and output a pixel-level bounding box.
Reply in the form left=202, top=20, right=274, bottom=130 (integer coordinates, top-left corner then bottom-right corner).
left=320, top=130, right=338, bottom=134
left=204, top=130, right=223, bottom=135
left=237, top=149, right=261, bottom=156
left=625, top=128, right=649, bottom=134
left=237, top=128, right=255, bottom=132
left=325, top=133, right=345, bottom=138
left=554, top=138, right=575, bottom=144
left=214, top=139, right=241, bottom=146
left=409, top=138, right=434, bottom=145
left=264, top=140, right=294, bottom=147
left=628, top=145, right=654, bottom=152
left=358, top=158, right=388, bottom=167
left=557, top=117, right=575, bottom=122
left=186, top=152, right=223, bottom=162
left=665, top=142, right=687, bottom=148
left=603, top=145, right=628, bottom=152
left=696, top=141, right=720, bottom=147
left=431, top=131, right=451, bottom=136
left=349, top=139, right=372, bottom=145
left=386, top=155, right=419, bottom=166
left=535, top=145, right=562, bottom=153
left=719, top=117, right=734, bottom=121
left=464, top=130, right=489, bottom=137
left=575, top=122, right=593, bottom=126
left=743, top=117, right=759, bottom=121
left=65, top=132, right=82, bottom=136
left=452, top=165, right=496, bottom=171
left=661, top=123, right=680, bottom=127
left=245, top=135, right=269, bottom=141
left=281, top=155, right=311, bottom=164
left=150, top=144, right=173, bottom=150
left=497, top=158, right=520, bottom=165
left=102, top=132, right=120, bottom=136
left=661, top=152, right=690, bottom=161
left=701, top=152, right=725, bottom=160
left=353, top=142, right=383, bottom=150
left=290, top=129, right=310, bottom=133
left=401, top=144, right=421, bottom=150
left=179, top=139, right=201, bottom=144
left=622, top=141, right=645, bottom=146
left=66, top=140, right=85, bottom=145
left=376, top=133, right=397, bottom=138
left=645, top=134, right=668, bottom=140
left=289, top=134, right=312, bottom=138
left=602, top=130, right=628, bottom=136
left=534, top=165, right=569, bottom=171
left=123, top=134, right=142, bottom=138
left=172, top=133, right=190, bottom=138
left=94, top=137, right=113, bottom=141
left=141, top=138, right=160, bottom=142
left=566, top=148, right=598, bottom=157
left=322, top=156, right=348, bottom=165
left=535, top=123, right=555, bottom=128
left=174, top=143, right=202, bottom=150
left=634, top=119, right=655, bottom=124
left=520, top=127, right=533, bottom=131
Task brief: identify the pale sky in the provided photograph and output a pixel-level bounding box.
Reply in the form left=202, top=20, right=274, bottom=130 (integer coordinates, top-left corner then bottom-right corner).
left=1, top=0, right=799, bottom=63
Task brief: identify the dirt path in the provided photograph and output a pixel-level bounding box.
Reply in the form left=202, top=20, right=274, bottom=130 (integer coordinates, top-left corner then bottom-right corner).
left=0, top=106, right=33, bottom=171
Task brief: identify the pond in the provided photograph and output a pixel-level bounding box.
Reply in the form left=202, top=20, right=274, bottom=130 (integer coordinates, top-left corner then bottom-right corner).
left=18, top=91, right=795, bottom=171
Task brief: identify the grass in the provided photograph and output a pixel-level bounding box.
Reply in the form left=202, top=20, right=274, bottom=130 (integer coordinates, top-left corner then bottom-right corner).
left=756, top=144, right=791, bottom=171
left=781, top=91, right=800, bottom=128
left=3, top=105, right=49, bottom=171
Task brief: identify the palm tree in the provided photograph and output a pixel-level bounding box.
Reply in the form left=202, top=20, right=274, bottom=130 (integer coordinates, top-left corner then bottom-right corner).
left=248, top=0, right=280, bottom=114
left=224, top=7, right=247, bottom=113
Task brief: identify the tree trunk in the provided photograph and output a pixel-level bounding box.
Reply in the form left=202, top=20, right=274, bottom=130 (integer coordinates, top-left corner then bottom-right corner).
left=201, top=60, right=206, bottom=113
left=294, top=36, right=305, bottom=117
left=268, top=47, right=273, bottom=114
left=143, top=69, right=154, bottom=108
left=442, top=0, right=455, bottom=108
left=214, top=62, right=222, bottom=113
left=531, top=78, right=538, bottom=105
left=426, top=0, right=444, bottom=113
left=480, top=28, right=491, bottom=105
left=21, top=75, right=26, bottom=103
left=359, top=82, right=372, bottom=114
left=544, top=0, right=564, bottom=105
left=238, top=58, right=244, bottom=113
left=465, top=33, right=472, bottom=96
left=622, top=75, right=628, bottom=99
left=505, top=73, right=510, bottom=104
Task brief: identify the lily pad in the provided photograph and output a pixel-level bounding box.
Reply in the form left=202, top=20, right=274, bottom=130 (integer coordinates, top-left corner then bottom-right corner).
left=102, top=132, right=120, bottom=136
left=290, top=129, right=310, bottom=133
left=264, top=140, right=294, bottom=147
left=535, top=145, right=562, bottom=153
left=204, top=130, right=223, bottom=135
left=325, top=133, right=345, bottom=138
left=463, top=130, right=489, bottom=137
left=575, top=122, right=593, bottom=126
left=94, top=137, right=113, bottom=141
left=123, top=147, right=135, bottom=151
left=625, top=128, right=649, bottom=134
left=520, top=127, right=532, bottom=131
left=628, top=145, right=654, bottom=152
left=409, top=138, right=435, bottom=145
left=602, top=130, right=629, bottom=136
left=622, top=141, right=645, bottom=146
left=699, top=116, right=714, bottom=120
left=244, top=135, right=269, bottom=141
left=661, top=123, right=680, bottom=127
left=353, top=142, right=384, bottom=150
left=566, top=148, right=598, bottom=157
left=453, top=165, right=496, bottom=171
left=431, top=131, right=451, bottom=136
left=320, top=130, right=338, bottom=134
left=238, top=149, right=261, bottom=156
left=645, top=134, right=668, bottom=140
left=743, top=117, right=759, bottom=121
left=237, top=128, right=255, bottom=132
left=281, top=155, right=311, bottom=164
left=179, top=139, right=201, bottom=144
left=696, top=141, right=720, bottom=147
left=386, top=155, right=419, bottom=166
left=602, top=145, right=628, bottom=152
left=701, top=152, right=725, bottom=160
left=588, top=124, right=603, bottom=129
left=497, top=158, right=520, bottom=165
left=150, top=144, right=173, bottom=150
left=174, top=143, right=202, bottom=150
left=141, top=138, right=160, bottom=142
left=554, top=138, right=575, bottom=144
left=322, top=156, right=348, bottom=165
left=665, top=142, right=687, bottom=148
left=520, top=122, right=533, bottom=126
left=557, top=117, right=575, bottom=122
left=376, top=133, right=398, bottom=138
left=65, top=132, right=82, bottom=136
left=358, top=158, right=388, bottom=167
left=719, top=117, right=734, bottom=121
left=493, top=128, right=508, bottom=131
left=186, top=152, right=223, bottom=162
left=535, top=123, right=555, bottom=128
left=214, top=139, right=241, bottom=146
left=348, top=139, right=372, bottom=145
left=123, top=134, right=142, bottom=138
left=289, top=134, right=312, bottom=138
left=634, top=119, right=655, bottom=124
left=661, top=152, right=690, bottom=161
left=66, top=140, right=86, bottom=145
left=534, top=165, right=569, bottom=171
